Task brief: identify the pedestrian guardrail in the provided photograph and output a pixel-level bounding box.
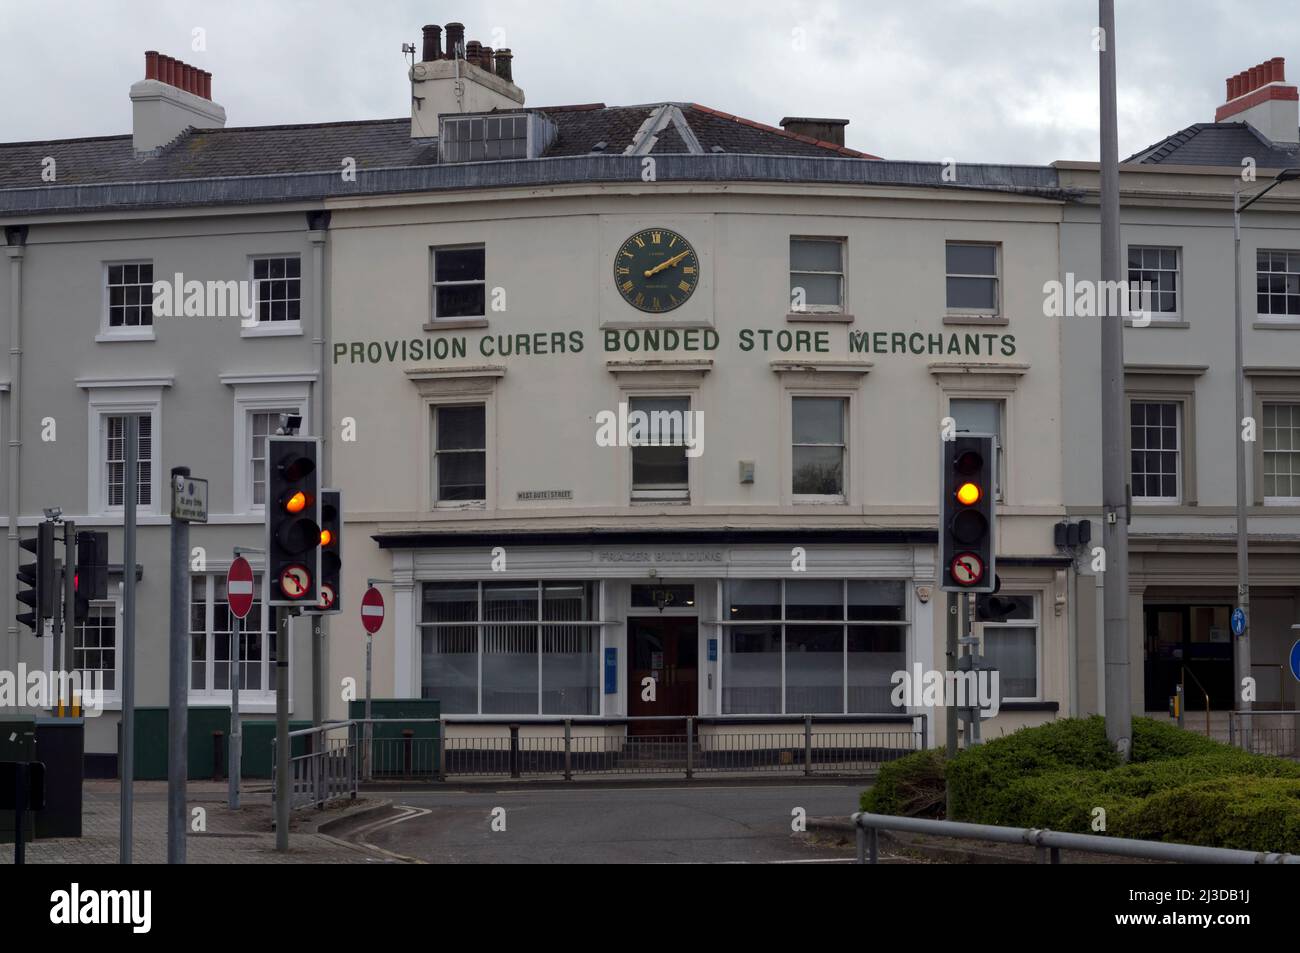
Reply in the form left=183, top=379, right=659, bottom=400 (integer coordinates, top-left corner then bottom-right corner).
left=271, top=721, right=359, bottom=811
left=438, top=714, right=925, bottom=781
left=1228, top=710, right=1300, bottom=759
left=850, top=812, right=1300, bottom=864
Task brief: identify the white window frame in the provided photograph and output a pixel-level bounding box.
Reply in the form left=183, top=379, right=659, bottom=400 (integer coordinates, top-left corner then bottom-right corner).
left=1127, top=245, right=1181, bottom=321
left=44, top=596, right=123, bottom=711
left=227, top=377, right=313, bottom=514
left=627, top=393, right=693, bottom=504
left=1254, top=249, right=1300, bottom=322
left=948, top=396, right=1007, bottom=503
left=430, top=244, right=487, bottom=322
left=791, top=394, right=848, bottom=503
left=789, top=236, right=846, bottom=314
left=1262, top=400, right=1300, bottom=505
left=98, top=259, right=156, bottom=343
left=241, top=253, right=304, bottom=338
left=431, top=400, right=489, bottom=508
left=83, top=383, right=166, bottom=516
left=944, top=241, right=1001, bottom=317
left=1130, top=399, right=1183, bottom=504
left=187, top=569, right=285, bottom=712
left=976, top=592, right=1041, bottom=703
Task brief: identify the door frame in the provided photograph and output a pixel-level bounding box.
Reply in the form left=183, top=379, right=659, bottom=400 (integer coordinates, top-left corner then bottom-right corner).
left=626, top=612, right=702, bottom=723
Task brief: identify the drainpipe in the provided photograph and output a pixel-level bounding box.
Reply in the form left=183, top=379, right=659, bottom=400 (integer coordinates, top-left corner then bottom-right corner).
left=4, top=225, right=27, bottom=674
left=307, top=211, right=330, bottom=725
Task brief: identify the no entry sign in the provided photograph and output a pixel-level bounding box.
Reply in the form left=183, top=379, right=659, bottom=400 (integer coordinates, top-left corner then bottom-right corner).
left=227, top=556, right=255, bottom=619
left=361, top=586, right=385, bottom=634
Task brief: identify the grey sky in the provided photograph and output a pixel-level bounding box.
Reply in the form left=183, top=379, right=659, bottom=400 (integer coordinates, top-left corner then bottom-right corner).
left=2, top=0, right=1298, bottom=164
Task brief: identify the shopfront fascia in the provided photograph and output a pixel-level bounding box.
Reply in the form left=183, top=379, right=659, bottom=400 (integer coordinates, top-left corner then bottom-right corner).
left=379, top=533, right=938, bottom=722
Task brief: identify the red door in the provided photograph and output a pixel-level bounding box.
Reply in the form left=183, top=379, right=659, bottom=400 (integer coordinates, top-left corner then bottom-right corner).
left=627, top=617, right=698, bottom=734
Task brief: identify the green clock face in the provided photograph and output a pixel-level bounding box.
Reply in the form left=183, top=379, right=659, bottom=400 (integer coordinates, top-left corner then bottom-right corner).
left=614, top=228, right=699, bottom=313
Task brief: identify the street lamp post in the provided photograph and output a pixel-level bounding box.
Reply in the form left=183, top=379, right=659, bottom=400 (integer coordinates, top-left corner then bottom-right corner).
left=1232, top=167, right=1300, bottom=735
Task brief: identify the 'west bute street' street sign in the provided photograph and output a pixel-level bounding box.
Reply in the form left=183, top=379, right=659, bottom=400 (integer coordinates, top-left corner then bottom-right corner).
left=171, top=474, right=209, bottom=523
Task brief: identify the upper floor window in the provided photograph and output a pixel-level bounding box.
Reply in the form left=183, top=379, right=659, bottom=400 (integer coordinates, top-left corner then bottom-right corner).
left=1263, top=402, right=1300, bottom=503
left=251, top=256, right=301, bottom=323
left=789, top=238, right=845, bottom=313
left=433, top=404, right=486, bottom=504
left=1130, top=400, right=1181, bottom=503
left=945, top=242, right=999, bottom=314
left=249, top=408, right=301, bottom=507
left=105, top=413, right=153, bottom=508
left=629, top=396, right=691, bottom=502
left=104, top=261, right=154, bottom=338
left=792, top=396, right=846, bottom=500
left=1256, top=250, right=1300, bottom=318
left=432, top=245, right=486, bottom=320
left=949, top=397, right=1005, bottom=500
left=1127, top=246, right=1179, bottom=318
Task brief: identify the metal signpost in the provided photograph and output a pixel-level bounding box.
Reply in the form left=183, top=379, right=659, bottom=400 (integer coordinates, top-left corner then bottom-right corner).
left=120, top=415, right=139, bottom=864
left=361, top=585, right=385, bottom=778
left=226, top=554, right=255, bottom=810
left=167, top=467, right=206, bottom=864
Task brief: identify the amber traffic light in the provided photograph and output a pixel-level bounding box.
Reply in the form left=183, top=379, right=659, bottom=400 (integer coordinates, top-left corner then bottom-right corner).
left=940, top=433, right=997, bottom=593
left=265, top=436, right=321, bottom=606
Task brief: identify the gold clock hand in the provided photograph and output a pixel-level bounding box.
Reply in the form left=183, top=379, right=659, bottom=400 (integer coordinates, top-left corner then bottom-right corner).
left=643, top=250, right=690, bottom=278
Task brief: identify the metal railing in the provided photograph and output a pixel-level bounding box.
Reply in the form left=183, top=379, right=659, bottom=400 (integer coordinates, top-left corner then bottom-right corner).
left=271, top=721, right=359, bottom=811
left=1228, top=710, right=1300, bottom=759
left=850, top=812, right=1300, bottom=864
left=437, top=714, right=926, bottom=781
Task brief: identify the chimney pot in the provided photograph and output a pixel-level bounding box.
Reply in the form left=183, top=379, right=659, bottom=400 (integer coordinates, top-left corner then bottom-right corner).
left=1264, top=60, right=1276, bottom=84
left=200, top=70, right=211, bottom=99
left=466, top=39, right=482, bottom=67
left=182, top=63, right=194, bottom=94
left=1274, top=56, right=1286, bottom=82
left=495, top=48, right=513, bottom=82
left=157, top=55, right=169, bottom=86
left=145, top=50, right=159, bottom=81
left=445, top=22, right=465, bottom=59
left=481, top=46, right=494, bottom=70
left=422, top=24, right=442, bottom=62
left=1250, top=66, right=1261, bottom=91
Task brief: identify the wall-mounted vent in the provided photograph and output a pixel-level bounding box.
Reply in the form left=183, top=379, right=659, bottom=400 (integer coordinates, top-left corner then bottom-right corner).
left=437, top=111, right=557, bottom=163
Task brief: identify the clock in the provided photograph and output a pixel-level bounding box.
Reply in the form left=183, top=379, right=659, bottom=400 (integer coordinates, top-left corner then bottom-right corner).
left=614, top=228, right=699, bottom=313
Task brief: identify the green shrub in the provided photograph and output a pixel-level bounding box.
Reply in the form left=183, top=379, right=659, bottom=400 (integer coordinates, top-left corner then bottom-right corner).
left=1113, top=777, right=1300, bottom=853
left=1129, top=717, right=1226, bottom=761
left=861, top=748, right=946, bottom=817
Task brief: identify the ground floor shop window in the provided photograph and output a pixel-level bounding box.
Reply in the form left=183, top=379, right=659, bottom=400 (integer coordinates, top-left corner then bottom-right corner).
left=721, top=578, right=907, bottom=714
left=421, top=580, right=600, bottom=715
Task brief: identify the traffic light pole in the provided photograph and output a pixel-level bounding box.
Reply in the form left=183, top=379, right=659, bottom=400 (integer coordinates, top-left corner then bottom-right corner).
left=944, top=591, right=957, bottom=818
left=275, top=606, right=292, bottom=851
left=167, top=466, right=190, bottom=865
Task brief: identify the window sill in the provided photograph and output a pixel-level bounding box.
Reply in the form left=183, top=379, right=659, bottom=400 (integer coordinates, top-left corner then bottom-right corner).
left=95, top=329, right=155, bottom=343
left=631, top=497, right=690, bottom=505
left=1252, top=319, right=1300, bottom=330
left=786, top=311, right=854, bottom=324
left=240, top=321, right=303, bottom=338
left=424, top=318, right=489, bottom=331
left=997, top=700, right=1059, bottom=712
left=433, top=501, right=487, bottom=510
left=188, top=695, right=279, bottom=713
left=1126, top=318, right=1188, bottom=328
left=792, top=496, right=848, bottom=505
left=942, top=313, right=1007, bottom=326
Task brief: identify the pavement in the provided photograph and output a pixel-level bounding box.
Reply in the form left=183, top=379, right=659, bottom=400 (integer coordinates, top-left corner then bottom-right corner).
left=2, top=780, right=401, bottom=864
left=337, top=780, right=896, bottom=864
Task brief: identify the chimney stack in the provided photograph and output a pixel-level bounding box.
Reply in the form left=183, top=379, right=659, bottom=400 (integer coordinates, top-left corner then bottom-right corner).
left=130, top=49, right=225, bottom=152
left=1216, top=56, right=1298, bottom=144
left=778, top=117, right=849, bottom=147
left=409, top=19, right=524, bottom=138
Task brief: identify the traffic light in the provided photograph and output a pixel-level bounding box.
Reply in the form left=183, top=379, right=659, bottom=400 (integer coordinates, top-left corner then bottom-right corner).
left=940, top=433, right=997, bottom=593
left=265, top=436, right=321, bottom=606
left=16, top=522, right=56, bottom=633
left=74, top=530, right=109, bottom=623
left=317, top=489, right=341, bottom=613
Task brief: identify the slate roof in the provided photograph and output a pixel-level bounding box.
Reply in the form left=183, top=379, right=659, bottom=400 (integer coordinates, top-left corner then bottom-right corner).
left=1124, top=120, right=1300, bottom=167
left=0, top=101, right=875, bottom=190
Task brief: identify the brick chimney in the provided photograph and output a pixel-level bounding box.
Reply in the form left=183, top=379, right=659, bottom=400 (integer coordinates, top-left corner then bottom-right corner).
left=779, top=117, right=849, bottom=147
left=409, top=19, right=525, bottom=139
left=131, top=50, right=225, bottom=153
left=1215, top=57, right=1298, bottom=144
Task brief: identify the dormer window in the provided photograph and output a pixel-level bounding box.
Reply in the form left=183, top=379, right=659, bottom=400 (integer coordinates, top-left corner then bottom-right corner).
left=437, top=111, right=557, bottom=163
